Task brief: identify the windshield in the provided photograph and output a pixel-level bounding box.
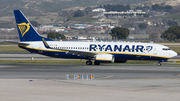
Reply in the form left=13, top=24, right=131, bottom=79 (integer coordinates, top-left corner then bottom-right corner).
left=162, top=48, right=170, bottom=51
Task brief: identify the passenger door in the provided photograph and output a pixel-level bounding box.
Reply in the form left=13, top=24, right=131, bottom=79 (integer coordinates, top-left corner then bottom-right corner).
left=153, top=47, right=157, bottom=55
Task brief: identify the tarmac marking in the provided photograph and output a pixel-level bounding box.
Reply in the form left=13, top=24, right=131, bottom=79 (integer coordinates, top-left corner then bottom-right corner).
left=0, top=66, right=16, bottom=68
left=103, top=75, right=114, bottom=79
left=177, top=74, right=180, bottom=76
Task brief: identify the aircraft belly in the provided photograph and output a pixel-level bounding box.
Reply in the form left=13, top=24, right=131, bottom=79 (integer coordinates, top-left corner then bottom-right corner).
left=19, top=45, right=85, bottom=59
left=40, top=51, right=85, bottom=59
left=113, top=53, right=166, bottom=60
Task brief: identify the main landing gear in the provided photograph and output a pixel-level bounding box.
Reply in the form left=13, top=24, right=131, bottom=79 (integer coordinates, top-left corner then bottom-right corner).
left=86, top=61, right=100, bottom=65
left=94, top=61, right=100, bottom=65
left=86, top=61, right=92, bottom=65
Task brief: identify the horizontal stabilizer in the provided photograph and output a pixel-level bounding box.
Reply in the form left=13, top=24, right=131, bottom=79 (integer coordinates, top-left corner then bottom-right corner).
left=4, top=40, right=29, bottom=46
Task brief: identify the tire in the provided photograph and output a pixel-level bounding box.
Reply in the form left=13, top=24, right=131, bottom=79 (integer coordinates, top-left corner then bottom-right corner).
left=86, top=61, right=92, bottom=65
left=94, top=61, right=100, bottom=65
left=157, top=62, right=161, bottom=66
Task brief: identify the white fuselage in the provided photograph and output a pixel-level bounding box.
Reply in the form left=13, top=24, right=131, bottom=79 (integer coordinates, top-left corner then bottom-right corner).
left=22, top=41, right=177, bottom=60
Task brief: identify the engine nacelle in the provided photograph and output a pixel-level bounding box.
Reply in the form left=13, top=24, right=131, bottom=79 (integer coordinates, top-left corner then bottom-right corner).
left=95, top=54, right=114, bottom=63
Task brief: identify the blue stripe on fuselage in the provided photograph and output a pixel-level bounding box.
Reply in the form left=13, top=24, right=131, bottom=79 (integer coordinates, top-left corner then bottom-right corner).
left=18, top=45, right=168, bottom=61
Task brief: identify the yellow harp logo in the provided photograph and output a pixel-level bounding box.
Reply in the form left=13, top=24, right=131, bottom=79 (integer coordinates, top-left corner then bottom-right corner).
left=17, top=23, right=30, bottom=37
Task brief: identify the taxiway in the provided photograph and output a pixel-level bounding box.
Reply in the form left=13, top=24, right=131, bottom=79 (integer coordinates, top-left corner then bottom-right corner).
left=1, top=64, right=180, bottom=101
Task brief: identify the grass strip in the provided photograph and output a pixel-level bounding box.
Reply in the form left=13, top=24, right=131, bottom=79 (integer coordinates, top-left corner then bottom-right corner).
left=167, top=46, right=180, bottom=54
left=0, top=45, right=28, bottom=53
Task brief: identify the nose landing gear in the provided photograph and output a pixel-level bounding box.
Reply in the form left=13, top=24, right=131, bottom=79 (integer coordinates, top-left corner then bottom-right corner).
left=157, top=62, right=161, bottom=66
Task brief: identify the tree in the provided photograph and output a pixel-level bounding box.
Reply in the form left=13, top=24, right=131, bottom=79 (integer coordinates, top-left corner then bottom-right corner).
left=109, top=27, right=129, bottom=39
left=144, top=14, right=149, bottom=18
left=152, top=4, right=173, bottom=12
left=152, top=4, right=160, bottom=11
left=84, top=7, right=93, bottom=14
left=30, top=21, right=40, bottom=27
left=167, top=20, right=178, bottom=27
left=102, top=4, right=131, bottom=12
left=73, top=10, right=84, bottom=17
left=164, top=5, right=173, bottom=12
left=47, top=32, right=66, bottom=39
left=42, top=32, right=48, bottom=35
left=161, top=26, right=180, bottom=41
left=138, top=23, right=148, bottom=29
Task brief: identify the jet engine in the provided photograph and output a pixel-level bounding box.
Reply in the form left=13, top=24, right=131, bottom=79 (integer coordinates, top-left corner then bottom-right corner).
left=95, top=54, right=114, bottom=63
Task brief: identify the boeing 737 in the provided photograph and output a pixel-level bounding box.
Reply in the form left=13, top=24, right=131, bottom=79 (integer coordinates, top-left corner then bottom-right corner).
left=11, top=10, right=177, bottom=66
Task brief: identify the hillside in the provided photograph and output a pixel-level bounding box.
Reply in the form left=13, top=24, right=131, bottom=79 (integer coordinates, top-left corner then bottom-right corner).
left=1, top=0, right=180, bottom=17
left=0, top=0, right=180, bottom=27
left=0, top=0, right=151, bottom=16
left=143, top=0, right=180, bottom=6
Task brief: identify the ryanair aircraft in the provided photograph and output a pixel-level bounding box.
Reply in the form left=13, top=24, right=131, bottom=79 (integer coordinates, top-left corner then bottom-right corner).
left=12, top=10, right=177, bottom=66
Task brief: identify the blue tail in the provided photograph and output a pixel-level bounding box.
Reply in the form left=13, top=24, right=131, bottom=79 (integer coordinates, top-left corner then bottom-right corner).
left=14, top=10, right=53, bottom=42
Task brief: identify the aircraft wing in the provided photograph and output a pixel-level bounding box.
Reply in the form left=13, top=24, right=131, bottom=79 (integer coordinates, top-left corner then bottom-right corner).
left=42, top=38, right=96, bottom=57
left=60, top=49, right=96, bottom=57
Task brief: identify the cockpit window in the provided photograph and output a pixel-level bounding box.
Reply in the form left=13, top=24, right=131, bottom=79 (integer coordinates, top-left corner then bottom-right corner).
left=162, top=48, right=170, bottom=51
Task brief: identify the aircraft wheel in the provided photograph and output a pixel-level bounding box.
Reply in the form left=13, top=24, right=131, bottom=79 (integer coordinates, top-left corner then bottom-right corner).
left=94, top=61, right=100, bottom=65
left=157, top=62, right=161, bottom=66
left=86, top=61, right=92, bottom=65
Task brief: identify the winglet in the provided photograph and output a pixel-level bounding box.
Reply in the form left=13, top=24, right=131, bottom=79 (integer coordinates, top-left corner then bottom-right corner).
left=42, top=38, right=51, bottom=48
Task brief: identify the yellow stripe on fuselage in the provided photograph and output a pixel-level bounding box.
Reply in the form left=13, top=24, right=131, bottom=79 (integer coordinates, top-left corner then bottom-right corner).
left=18, top=44, right=68, bottom=52
left=42, top=38, right=49, bottom=47
left=96, top=59, right=112, bottom=61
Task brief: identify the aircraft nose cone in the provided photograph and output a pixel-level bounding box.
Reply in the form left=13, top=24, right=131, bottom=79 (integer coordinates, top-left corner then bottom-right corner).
left=172, top=51, right=178, bottom=58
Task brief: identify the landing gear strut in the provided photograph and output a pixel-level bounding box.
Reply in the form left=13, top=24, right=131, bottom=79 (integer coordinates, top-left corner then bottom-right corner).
left=86, top=61, right=92, bottom=65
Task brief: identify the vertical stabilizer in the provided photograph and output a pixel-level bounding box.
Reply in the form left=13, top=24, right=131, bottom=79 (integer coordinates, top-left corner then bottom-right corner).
left=14, top=10, right=52, bottom=42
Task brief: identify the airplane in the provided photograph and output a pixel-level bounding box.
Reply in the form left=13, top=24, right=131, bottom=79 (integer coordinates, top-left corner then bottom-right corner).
left=11, top=10, right=177, bottom=66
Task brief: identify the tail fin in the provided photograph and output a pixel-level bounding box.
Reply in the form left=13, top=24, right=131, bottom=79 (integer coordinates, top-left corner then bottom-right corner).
left=14, top=10, right=53, bottom=42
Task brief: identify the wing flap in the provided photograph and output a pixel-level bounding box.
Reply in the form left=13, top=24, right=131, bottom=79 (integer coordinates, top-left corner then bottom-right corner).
left=65, top=50, right=96, bottom=57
